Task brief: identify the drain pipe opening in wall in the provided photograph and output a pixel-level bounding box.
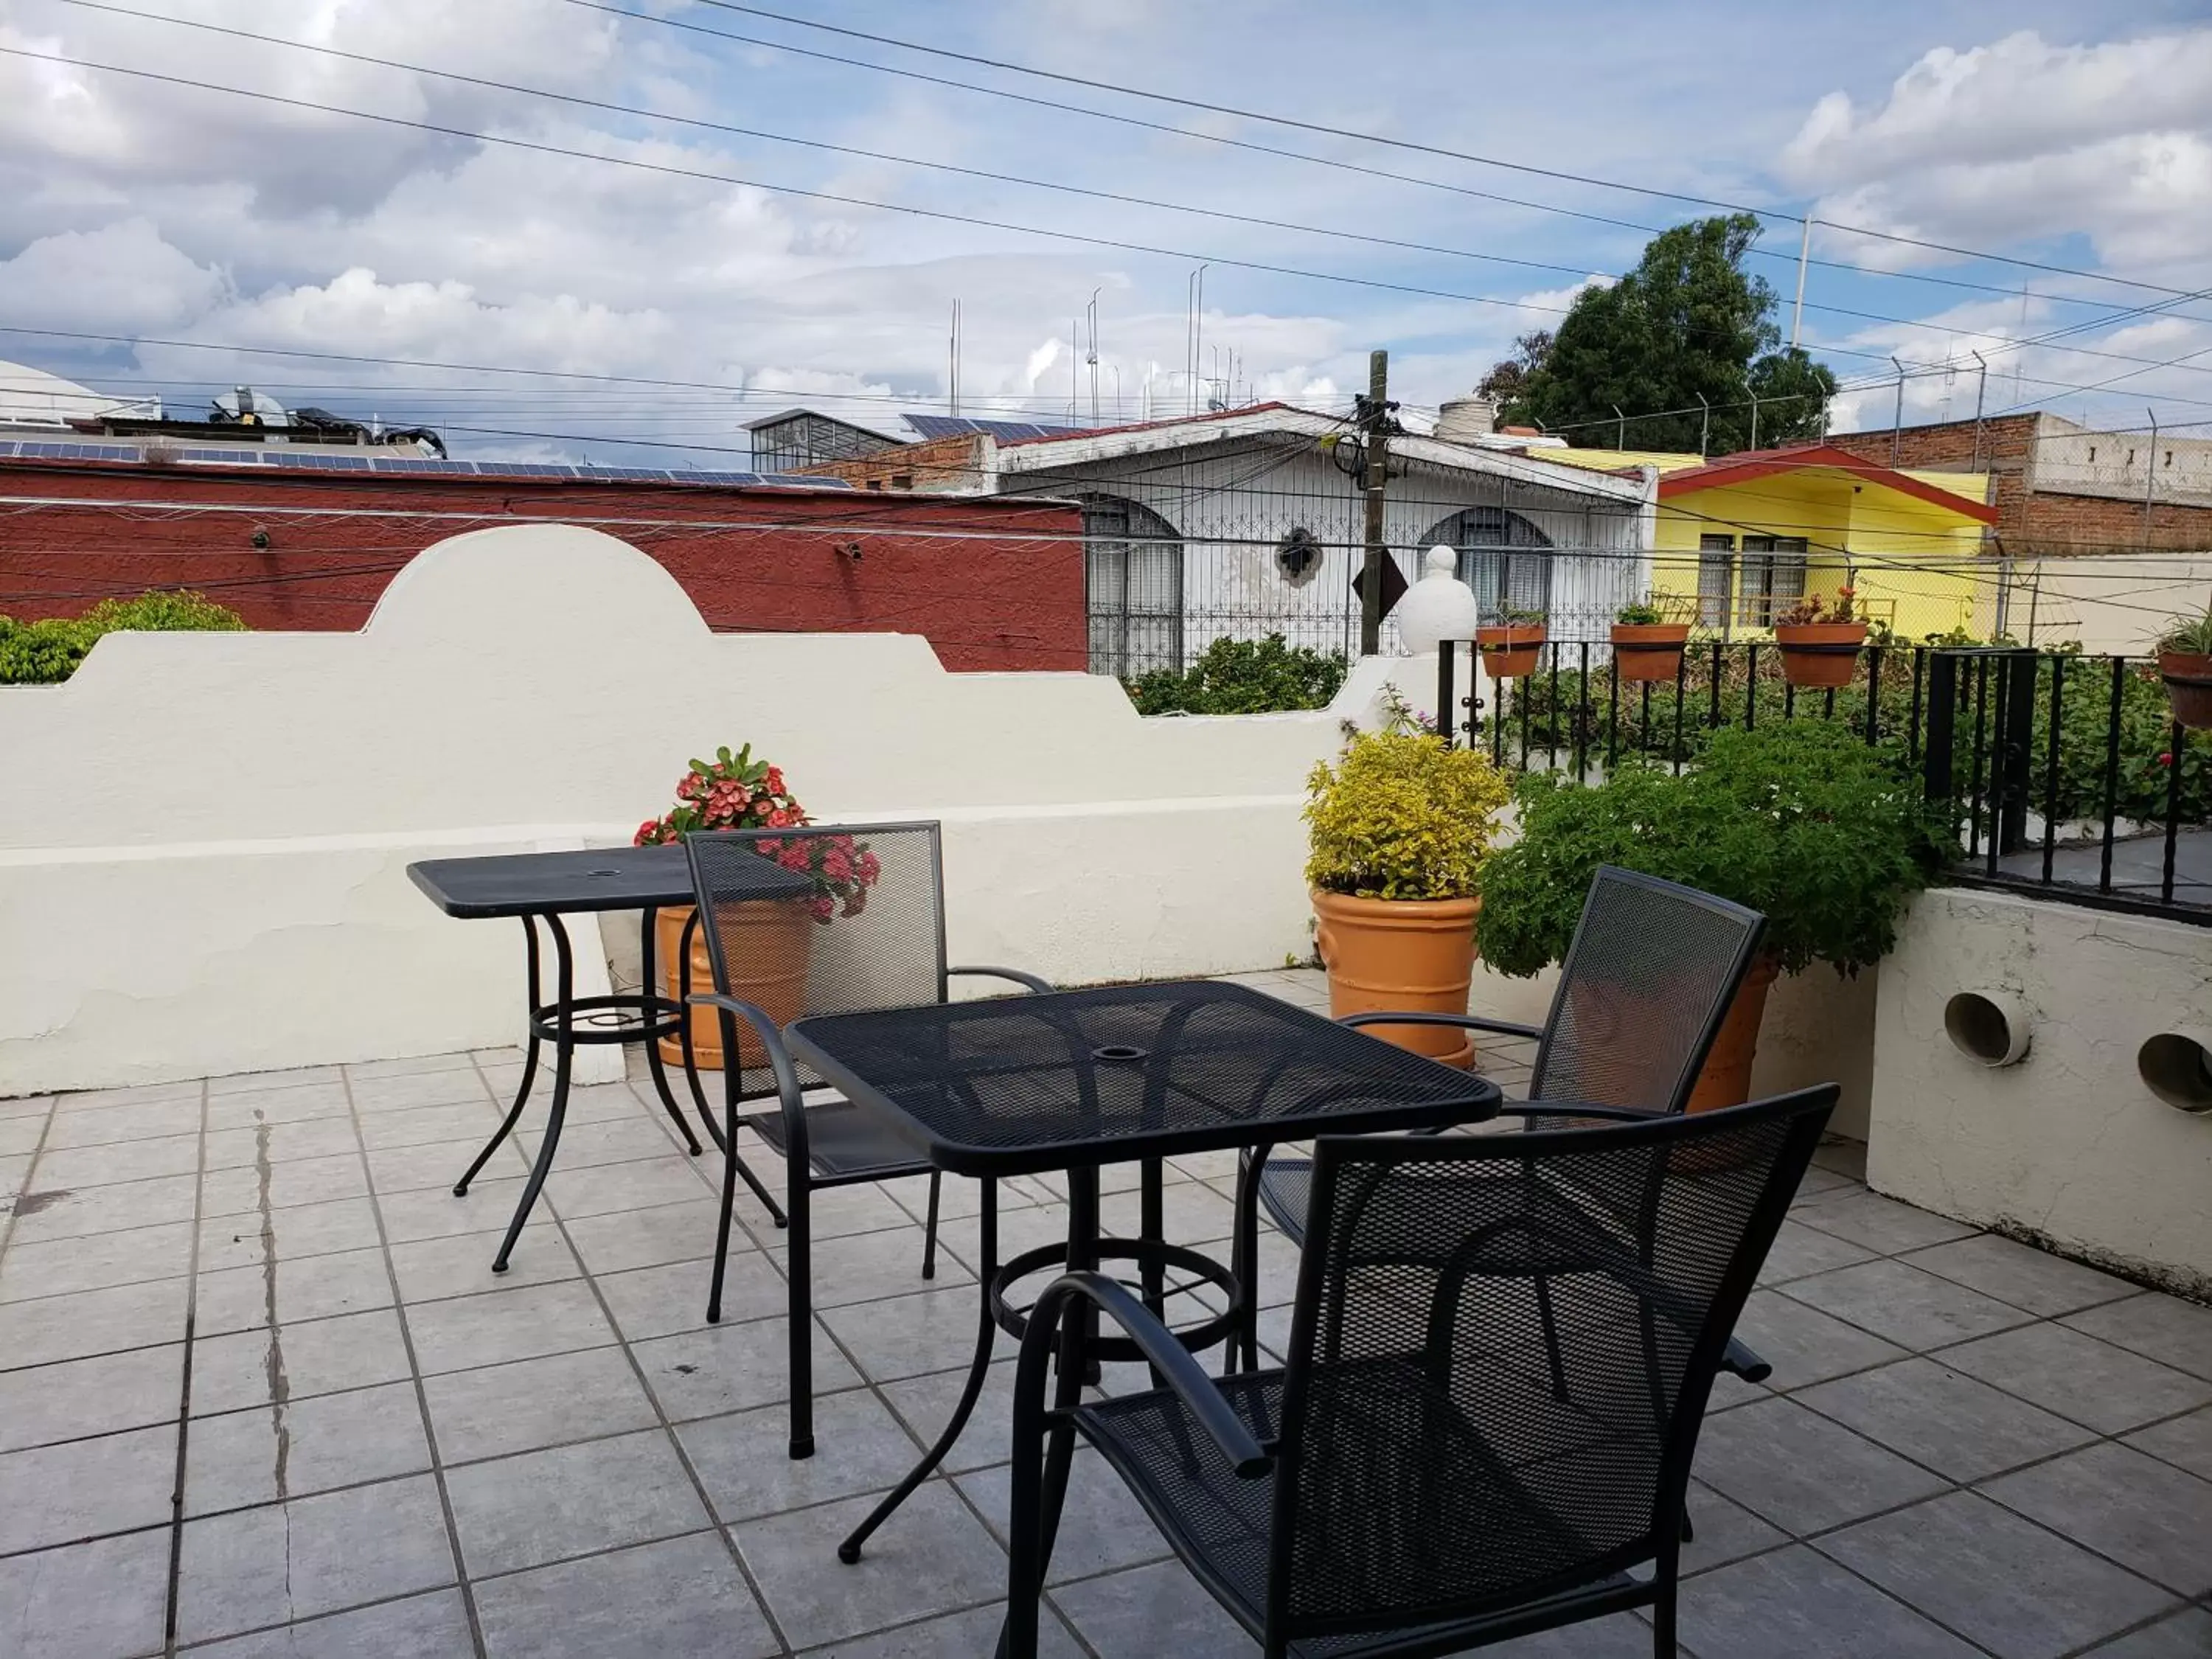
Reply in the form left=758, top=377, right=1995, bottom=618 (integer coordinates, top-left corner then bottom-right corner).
left=2138, top=1029, right=2212, bottom=1113
left=1943, top=990, right=2031, bottom=1068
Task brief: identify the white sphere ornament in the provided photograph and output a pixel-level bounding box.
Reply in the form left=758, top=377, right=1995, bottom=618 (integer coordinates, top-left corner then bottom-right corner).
left=1393, top=546, right=1482, bottom=655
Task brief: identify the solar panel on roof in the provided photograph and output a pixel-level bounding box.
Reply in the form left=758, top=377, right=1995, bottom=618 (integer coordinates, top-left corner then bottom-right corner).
left=904, top=413, right=1072, bottom=443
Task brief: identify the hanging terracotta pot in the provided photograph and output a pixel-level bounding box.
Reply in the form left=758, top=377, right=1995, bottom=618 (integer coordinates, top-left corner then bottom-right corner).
left=1684, top=955, right=1781, bottom=1111
left=655, top=899, right=813, bottom=1070
left=1610, top=623, right=1691, bottom=684
left=1773, top=622, right=1867, bottom=689
left=1475, top=623, right=1547, bottom=679
left=2158, top=650, right=2212, bottom=729
left=1312, top=888, right=1480, bottom=1068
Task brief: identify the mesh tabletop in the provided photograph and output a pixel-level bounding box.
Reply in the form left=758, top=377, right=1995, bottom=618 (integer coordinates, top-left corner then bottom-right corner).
left=409, top=844, right=809, bottom=919
left=785, top=981, right=1500, bottom=1178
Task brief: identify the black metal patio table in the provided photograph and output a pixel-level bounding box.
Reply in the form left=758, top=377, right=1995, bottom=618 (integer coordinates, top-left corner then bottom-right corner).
left=408, top=844, right=810, bottom=1272
left=782, top=978, right=1502, bottom=1562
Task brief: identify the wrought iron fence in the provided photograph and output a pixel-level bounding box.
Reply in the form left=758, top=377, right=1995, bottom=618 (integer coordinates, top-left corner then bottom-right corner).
left=1427, top=639, right=2212, bottom=925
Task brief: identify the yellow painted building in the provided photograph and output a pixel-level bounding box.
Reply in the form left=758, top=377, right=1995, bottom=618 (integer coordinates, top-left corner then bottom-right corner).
left=1537, top=443, right=1998, bottom=640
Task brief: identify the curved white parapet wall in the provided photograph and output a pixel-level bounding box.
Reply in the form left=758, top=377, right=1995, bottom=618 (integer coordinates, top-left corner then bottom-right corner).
left=0, top=524, right=1425, bottom=1095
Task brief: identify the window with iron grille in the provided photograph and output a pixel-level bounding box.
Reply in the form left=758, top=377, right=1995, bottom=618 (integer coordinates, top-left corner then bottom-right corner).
left=1698, top=535, right=1734, bottom=629
left=1420, top=505, right=1554, bottom=616
left=1081, top=495, right=1184, bottom=678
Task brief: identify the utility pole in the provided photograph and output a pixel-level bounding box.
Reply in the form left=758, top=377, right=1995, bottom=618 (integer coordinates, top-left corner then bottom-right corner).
left=1969, top=350, right=1987, bottom=473
left=1790, top=217, right=1812, bottom=349
left=2145, top=408, right=2160, bottom=549
left=1749, top=392, right=1761, bottom=453
left=1357, top=349, right=1397, bottom=657
left=1613, top=404, right=1626, bottom=449
left=1890, top=358, right=1907, bottom=467
left=1696, top=393, right=1709, bottom=458
left=1085, top=289, right=1101, bottom=426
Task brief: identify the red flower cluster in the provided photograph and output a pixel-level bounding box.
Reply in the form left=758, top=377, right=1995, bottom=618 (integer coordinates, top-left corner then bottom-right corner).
left=633, top=745, right=880, bottom=925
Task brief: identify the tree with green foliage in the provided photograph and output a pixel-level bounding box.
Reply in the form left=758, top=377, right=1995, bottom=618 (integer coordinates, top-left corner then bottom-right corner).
left=1492, top=214, right=1838, bottom=453
left=1124, top=633, right=1349, bottom=715
left=0, top=591, right=247, bottom=684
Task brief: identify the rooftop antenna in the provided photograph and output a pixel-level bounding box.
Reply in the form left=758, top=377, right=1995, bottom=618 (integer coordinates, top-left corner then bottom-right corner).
left=1085, top=288, right=1101, bottom=426
left=1190, top=264, right=1208, bottom=415
left=1071, top=319, right=1079, bottom=423
left=947, top=299, right=961, bottom=417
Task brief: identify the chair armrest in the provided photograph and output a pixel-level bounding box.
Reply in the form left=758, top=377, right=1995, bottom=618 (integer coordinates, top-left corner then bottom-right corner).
left=1489, top=1102, right=1662, bottom=1125
left=1023, top=1271, right=1272, bottom=1478
left=1337, top=1010, right=1545, bottom=1042
left=947, top=964, right=1054, bottom=995
left=685, top=992, right=806, bottom=1106
left=1720, top=1337, right=1772, bottom=1385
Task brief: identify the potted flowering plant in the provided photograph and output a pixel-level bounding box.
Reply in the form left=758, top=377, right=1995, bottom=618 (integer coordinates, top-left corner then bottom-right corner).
left=635, top=744, right=880, bottom=1068
left=1609, top=595, right=1691, bottom=684
left=1773, top=585, right=1868, bottom=689
left=1475, top=605, right=1548, bottom=678
left=1304, top=692, right=1513, bottom=1067
left=2155, top=608, right=2212, bottom=729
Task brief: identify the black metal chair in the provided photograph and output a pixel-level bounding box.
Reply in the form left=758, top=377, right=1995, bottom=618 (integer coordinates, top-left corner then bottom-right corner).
left=1002, top=1085, right=1839, bottom=1659
left=681, top=823, right=1048, bottom=1458
left=1234, top=865, right=1773, bottom=1382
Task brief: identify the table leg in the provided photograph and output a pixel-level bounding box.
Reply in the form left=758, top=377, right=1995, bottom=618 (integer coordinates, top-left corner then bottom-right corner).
left=493, top=914, right=577, bottom=1273
left=454, top=915, right=542, bottom=1197
left=636, top=905, right=705, bottom=1157
left=838, top=1178, right=999, bottom=1564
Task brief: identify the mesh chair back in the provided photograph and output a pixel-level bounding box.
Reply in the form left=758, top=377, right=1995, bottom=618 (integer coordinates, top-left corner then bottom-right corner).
left=1267, top=1087, right=1833, bottom=1642
left=685, top=824, right=947, bottom=1091
left=1527, top=867, right=1764, bottom=1113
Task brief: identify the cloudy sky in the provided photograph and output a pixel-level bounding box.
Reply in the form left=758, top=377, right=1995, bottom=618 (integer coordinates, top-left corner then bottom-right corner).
left=1, top=0, right=2208, bottom=461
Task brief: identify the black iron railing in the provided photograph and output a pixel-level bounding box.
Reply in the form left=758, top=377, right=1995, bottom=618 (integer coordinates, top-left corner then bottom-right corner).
left=1430, top=639, right=2211, bottom=925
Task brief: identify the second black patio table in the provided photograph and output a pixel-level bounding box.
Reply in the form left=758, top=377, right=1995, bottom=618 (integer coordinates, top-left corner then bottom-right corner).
left=782, top=978, right=1502, bottom=1561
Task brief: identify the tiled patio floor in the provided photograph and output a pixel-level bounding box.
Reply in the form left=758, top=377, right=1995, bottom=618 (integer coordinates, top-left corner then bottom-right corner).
left=3, top=967, right=2210, bottom=1658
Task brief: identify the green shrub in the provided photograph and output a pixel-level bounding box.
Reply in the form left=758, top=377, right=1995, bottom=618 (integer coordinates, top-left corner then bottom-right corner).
left=1305, top=711, right=1514, bottom=901
left=1478, top=721, right=1953, bottom=978
left=0, top=591, right=247, bottom=684
left=1125, top=633, right=1349, bottom=715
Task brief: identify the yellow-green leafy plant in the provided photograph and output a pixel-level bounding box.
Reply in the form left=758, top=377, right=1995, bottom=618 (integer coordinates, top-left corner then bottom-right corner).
left=1304, top=698, right=1513, bottom=900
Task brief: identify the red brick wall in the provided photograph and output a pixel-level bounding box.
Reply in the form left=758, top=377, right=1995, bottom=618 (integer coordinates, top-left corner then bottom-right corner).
left=799, top=433, right=985, bottom=493
left=1829, top=417, right=2212, bottom=556
left=0, top=462, right=1088, bottom=671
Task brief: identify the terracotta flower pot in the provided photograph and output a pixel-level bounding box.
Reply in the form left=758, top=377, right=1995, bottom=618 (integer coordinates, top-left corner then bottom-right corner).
left=1684, top=955, right=1780, bottom=1112
left=2159, top=650, right=2212, bottom=729
left=1773, top=622, right=1868, bottom=689
left=1476, top=624, right=1547, bottom=679
left=1312, top=888, right=1480, bottom=1068
left=655, top=899, right=813, bottom=1070
left=1610, top=622, right=1691, bottom=684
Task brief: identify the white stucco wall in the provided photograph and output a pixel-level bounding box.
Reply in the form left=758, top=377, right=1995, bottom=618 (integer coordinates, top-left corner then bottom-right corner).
left=0, top=523, right=1435, bottom=1096
left=1869, top=887, right=2212, bottom=1297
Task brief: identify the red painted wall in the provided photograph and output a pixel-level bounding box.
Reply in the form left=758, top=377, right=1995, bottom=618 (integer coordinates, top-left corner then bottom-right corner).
left=0, top=461, right=1088, bottom=672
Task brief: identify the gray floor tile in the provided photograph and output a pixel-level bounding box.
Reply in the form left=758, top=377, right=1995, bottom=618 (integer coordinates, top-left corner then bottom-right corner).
left=0, top=1528, right=173, bottom=1659
left=346, top=1069, right=489, bottom=1113
left=1941, top=1322, right=2212, bottom=1434
left=599, top=1251, right=782, bottom=1340
left=197, top=1200, right=383, bottom=1276
left=190, top=1310, right=413, bottom=1416
left=371, top=1178, right=532, bottom=1245
left=806, top=1601, right=1085, bottom=1659
left=0, top=1275, right=189, bottom=1369
left=1692, top=1397, right=1947, bottom=1535
left=0, top=1114, right=46, bottom=1158
left=201, top=1154, right=370, bottom=1220
left=0, top=1218, right=189, bottom=1302
left=1792, top=1190, right=1978, bottom=1255
left=352, top=1100, right=502, bottom=1152
left=7, top=1172, right=198, bottom=1245
left=1756, top=1219, right=1877, bottom=1285
left=402, top=1278, right=617, bottom=1375
left=193, top=1248, right=394, bottom=1338
left=202, top=1119, right=364, bottom=1173
left=633, top=1315, right=859, bottom=1422
left=881, top=1358, right=1021, bottom=1475
left=473, top=1531, right=779, bottom=1659
left=1728, top=1288, right=1909, bottom=1390
left=204, top=1084, right=355, bottom=1133
left=1982, top=1442, right=2212, bottom=1595
left=0, top=1152, right=29, bottom=1195
left=680, top=1387, right=925, bottom=1523
left=767, top=1224, right=969, bottom=1310
left=822, top=1285, right=996, bottom=1382
left=0, top=1343, right=184, bottom=1453
left=55, top=1079, right=203, bottom=1111
left=205, top=1065, right=343, bottom=1098
left=184, top=1382, right=431, bottom=1515
left=423, top=1345, right=659, bottom=1465
left=1100, top=1178, right=1239, bottom=1245
left=42, top=1096, right=201, bottom=1150
left=1796, top=1357, right=2096, bottom=1483
left=2065, top=1294, right=2212, bottom=1382
left=385, top=1222, right=576, bottom=1304
left=1900, top=1234, right=2141, bottom=1318
left=1677, top=1543, right=1982, bottom=1658
left=2126, top=1405, right=2212, bottom=1481
left=1781, top=1259, right=2035, bottom=1350
left=0, top=1422, right=179, bottom=1552
left=175, top=1475, right=456, bottom=1644
left=960, top=1450, right=1171, bottom=1584
left=442, top=1427, right=710, bottom=1576
left=1680, top=1478, right=1789, bottom=1576
left=32, top=1130, right=201, bottom=1190
left=512, top=1113, right=692, bottom=1173
left=543, top=1154, right=714, bottom=1220
left=1050, top=1557, right=1259, bottom=1658
left=2081, top=1609, right=2212, bottom=1657
left=183, top=1588, right=473, bottom=1657
left=366, top=1136, right=521, bottom=1194
left=1819, top=1491, right=2177, bottom=1659
left=732, top=1481, right=1008, bottom=1652
left=346, top=1052, right=477, bottom=1082
left=560, top=1197, right=723, bottom=1275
